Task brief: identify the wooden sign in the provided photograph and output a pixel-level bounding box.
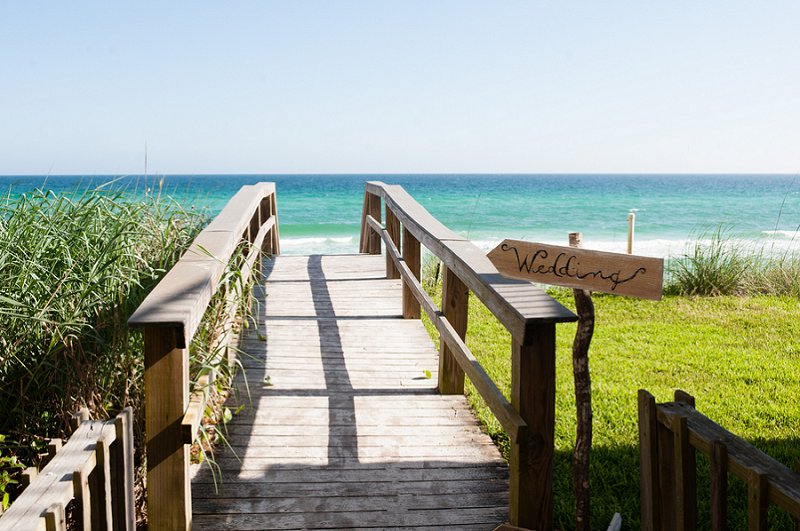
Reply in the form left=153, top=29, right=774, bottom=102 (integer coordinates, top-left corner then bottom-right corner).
left=487, top=239, right=663, bottom=300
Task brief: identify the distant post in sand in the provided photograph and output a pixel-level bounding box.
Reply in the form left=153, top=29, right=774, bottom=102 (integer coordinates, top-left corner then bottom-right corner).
left=628, top=212, right=635, bottom=254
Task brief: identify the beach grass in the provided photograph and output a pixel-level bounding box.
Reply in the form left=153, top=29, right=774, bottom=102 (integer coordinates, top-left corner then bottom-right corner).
left=0, top=187, right=253, bottom=517
left=422, top=269, right=800, bottom=529
left=667, top=227, right=800, bottom=297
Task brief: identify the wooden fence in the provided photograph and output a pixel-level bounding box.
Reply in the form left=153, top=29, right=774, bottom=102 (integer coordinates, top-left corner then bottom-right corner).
left=639, top=389, right=800, bottom=530
left=128, top=182, right=279, bottom=530
left=0, top=408, right=135, bottom=531
left=360, top=181, right=578, bottom=530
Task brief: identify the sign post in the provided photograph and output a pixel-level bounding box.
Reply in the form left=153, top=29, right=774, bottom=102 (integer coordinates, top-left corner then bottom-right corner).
left=569, top=232, right=594, bottom=531
left=488, top=237, right=664, bottom=530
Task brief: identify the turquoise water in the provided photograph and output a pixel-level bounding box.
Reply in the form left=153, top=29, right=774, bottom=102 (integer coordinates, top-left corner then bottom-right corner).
left=2, top=174, right=799, bottom=257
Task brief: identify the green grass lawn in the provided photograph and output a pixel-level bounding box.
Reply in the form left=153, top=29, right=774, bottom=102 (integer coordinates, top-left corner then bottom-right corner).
left=423, top=288, right=800, bottom=530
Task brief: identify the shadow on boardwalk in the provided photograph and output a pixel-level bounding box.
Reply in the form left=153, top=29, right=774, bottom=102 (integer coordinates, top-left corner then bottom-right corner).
left=191, top=254, right=509, bottom=530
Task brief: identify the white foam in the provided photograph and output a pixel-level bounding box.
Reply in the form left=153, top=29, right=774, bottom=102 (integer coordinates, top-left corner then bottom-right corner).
left=466, top=237, right=800, bottom=259
left=762, top=230, right=799, bottom=239
left=280, top=236, right=357, bottom=255
left=277, top=233, right=800, bottom=259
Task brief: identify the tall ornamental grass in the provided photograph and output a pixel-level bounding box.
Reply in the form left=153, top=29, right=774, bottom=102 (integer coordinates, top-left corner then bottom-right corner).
left=0, top=188, right=205, bottom=452
left=667, top=227, right=800, bottom=296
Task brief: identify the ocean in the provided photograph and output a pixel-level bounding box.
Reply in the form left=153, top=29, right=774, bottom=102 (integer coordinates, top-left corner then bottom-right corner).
left=2, top=174, right=799, bottom=258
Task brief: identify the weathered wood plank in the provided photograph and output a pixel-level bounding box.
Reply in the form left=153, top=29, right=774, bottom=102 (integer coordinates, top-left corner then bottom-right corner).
left=439, top=266, right=467, bottom=395
left=657, top=401, right=800, bottom=520
left=710, top=439, right=729, bottom=531
left=144, top=327, right=190, bottom=531
left=365, top=182, right=576, bottom=345
left=193, top=477, right=507, bottom=498
left=192, top=506, right=509, bottom=530
left=402, top=226, right=422, bottom=319
left=488, top=239, right=664, bottom=300
left=509, top=327, right=556, bottom=529
left=0, top=420, right=115, bottom=531
left=192, top=254, right=508, bottom=530
left=638, top=390, right=660, bottom=531
left=192, top=492, right=508, bottom=514
left=112, top=407, right=136, bottom=531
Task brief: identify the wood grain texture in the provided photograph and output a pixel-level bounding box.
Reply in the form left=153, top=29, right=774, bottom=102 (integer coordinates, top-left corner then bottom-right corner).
left=385, top=205, right=401, bottom=279
left=191, top=254, right=509, bottom=530
left=367, top=193, right=382, bottom=254
left=509, top=327, right=556, bottom=530
left=0, top=420, right=121, bottom=531
left=439, top=267, right=467, bottom=395
left=710, top=439, right=729, bottom=531
left=569, top=232, right=594, bottom=531
left=363, top=182, right=576, bottom=345
left=144, top=327, right=191, bottom=531
left=638, top=390, right=660, bottom=531
left=129, top=182, right=278, bottom=346
left=402, top=225, right=421, bottom=319
left=488, top=239, right=664, bottom=300
left=375, top=227, right=526, bottom=442
left=656, top=401, right=800, bottom=520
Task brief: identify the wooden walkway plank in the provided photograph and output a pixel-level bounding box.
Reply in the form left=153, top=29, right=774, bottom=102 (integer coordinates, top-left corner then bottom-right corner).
left=191, top=254, right=509, bottom=530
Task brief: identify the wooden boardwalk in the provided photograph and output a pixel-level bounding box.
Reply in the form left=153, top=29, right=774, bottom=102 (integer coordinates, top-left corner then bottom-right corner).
left=191, top=254, right=509, bottom=530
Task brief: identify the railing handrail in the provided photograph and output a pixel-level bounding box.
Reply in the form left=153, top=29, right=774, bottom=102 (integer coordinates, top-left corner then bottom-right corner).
left=639, top=389, right=800, bottom=529
left=127, top=182, right=279, bottom=530
left=0, top=408, right=135, bottom=531
left=129, top=181, right=279, bottom=345
left=360, top=182, right=576, bottom=529
left=362, top=181, right=575, bottom=343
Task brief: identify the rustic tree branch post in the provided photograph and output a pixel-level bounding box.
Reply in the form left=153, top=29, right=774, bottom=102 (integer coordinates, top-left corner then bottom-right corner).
left=569, top=232, right=595, bottom=531
left=488, top=235, right=663, bottom=530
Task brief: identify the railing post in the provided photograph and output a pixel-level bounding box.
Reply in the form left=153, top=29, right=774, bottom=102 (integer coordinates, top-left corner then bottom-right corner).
left=710, top=440, right=729, bottom=531
left=359, top=191, right=369, bottom=253
left=112, top=408, right=136, bottom=531
left=509, top=325, right=556, bottom=530
left=673, top=402, right=697, bottom=530
left=368, top=193, right=382, bottom=254
left=402, top=226, right=421, bottom=319
left=385, top=206, right=401, bottom=279
left=144, top=327, right=191, bottom=531
left=639, top=390, right=661, bottom=531
left=269, top=191, right=280, bottom=255
left=439, top=267, right=467, bottom=394
left=89, top=430, right=113, bottom=530
left=259, top=197, right=272, bottom=255
left=656, top=408, right=677, bottom=530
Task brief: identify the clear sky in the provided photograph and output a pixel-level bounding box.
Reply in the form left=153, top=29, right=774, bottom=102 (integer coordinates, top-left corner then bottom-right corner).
left=1, top=2, right=799, bottom=175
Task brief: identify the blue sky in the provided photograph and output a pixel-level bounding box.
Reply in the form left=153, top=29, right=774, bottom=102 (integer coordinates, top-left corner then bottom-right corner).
left=1, top=2, right=799, bottom=174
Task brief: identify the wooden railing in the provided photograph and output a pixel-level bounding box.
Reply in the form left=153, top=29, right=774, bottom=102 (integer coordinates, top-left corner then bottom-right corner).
left=360, top=181, right=578, bottom=530
left=0, top=408, right=135, bottom=531
left=128, top=183, right=279, bottom=530
left=638, top=389, right=800, bottom=530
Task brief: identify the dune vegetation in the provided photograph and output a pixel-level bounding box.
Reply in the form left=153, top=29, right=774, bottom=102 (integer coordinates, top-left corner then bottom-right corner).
left=0, top=187, right=241, bottom=516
